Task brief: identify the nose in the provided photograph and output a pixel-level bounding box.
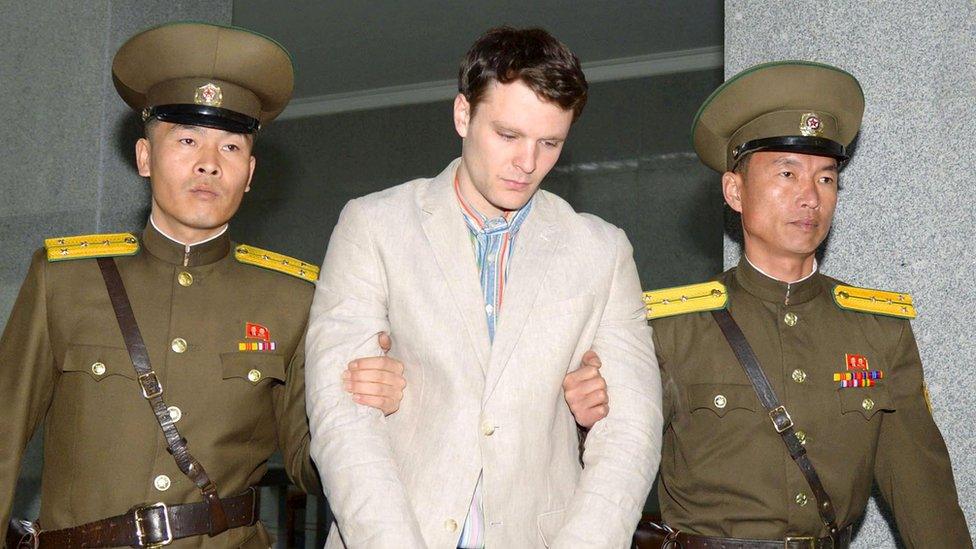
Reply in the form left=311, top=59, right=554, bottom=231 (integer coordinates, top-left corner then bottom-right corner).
left=513, top=141, right=537, bottom=175
left=195, top=147, right=221, bottom=177
left=797, top=176, right=820, bottom=210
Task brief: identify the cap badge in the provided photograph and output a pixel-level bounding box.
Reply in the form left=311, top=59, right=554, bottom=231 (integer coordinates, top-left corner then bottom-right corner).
left=799, top=112, right=824, bottom=137
left=194, top=82, right=223, bottom=107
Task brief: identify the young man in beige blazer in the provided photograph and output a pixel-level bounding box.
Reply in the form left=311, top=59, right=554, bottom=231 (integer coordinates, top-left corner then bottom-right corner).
left=306, top=27, right=661, bottom=548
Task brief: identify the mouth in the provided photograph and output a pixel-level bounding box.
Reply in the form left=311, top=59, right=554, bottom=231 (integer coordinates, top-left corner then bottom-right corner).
left=500, top=177, right=531, bottom=190
left=188, top=185, right=219, bottom=200
left=790, top=218, right=820, bottom=231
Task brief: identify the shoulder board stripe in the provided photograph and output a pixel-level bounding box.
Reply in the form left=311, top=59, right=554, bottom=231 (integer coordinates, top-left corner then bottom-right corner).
left=44, top=233, right=139, bottom=262
left=235, top=244, right=319, bottom=283
left=643, top=281, right=728, bottom=320
left=833, top=284, right=915, bottom=319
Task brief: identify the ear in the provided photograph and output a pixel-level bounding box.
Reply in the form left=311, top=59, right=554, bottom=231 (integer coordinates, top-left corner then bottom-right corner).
left=453, top=93, right=471, bottom=138
left=245, top=155, right=256, bottom=192
left=135, top=138, right=152, bottom=178
left=722, top=171, right=744, bottom=213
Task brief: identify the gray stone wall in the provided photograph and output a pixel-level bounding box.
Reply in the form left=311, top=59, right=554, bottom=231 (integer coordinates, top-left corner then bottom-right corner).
left=0, top=0, right=233, bottom=520
left=724, top=1, right=975, bottom=545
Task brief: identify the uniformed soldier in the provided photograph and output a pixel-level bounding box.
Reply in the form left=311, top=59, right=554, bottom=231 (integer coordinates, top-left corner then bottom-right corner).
left=0, top=22, right=408, bottom=548
left=636, top=61, right=971, bottom=547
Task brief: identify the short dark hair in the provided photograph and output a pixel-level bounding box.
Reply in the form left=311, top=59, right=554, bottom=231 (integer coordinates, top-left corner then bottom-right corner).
left=458, top=26, right=588, bottom=122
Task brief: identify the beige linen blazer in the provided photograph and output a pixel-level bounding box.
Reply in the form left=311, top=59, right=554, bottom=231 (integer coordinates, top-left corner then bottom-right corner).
left=306, top=159, right=662, bottom=548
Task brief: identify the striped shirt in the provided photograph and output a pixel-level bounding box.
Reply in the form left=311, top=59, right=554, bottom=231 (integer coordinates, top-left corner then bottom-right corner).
left=454, top=174, right=533, bottom=548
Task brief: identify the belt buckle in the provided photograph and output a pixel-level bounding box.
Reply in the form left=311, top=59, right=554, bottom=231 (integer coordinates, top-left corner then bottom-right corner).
left=133, top=502, right=173, bottom=547
left=138, top=372, right=163, bottom=399
left=769, top=405, right=794, bottom=433
left=784, top=536, right=816, bottom=549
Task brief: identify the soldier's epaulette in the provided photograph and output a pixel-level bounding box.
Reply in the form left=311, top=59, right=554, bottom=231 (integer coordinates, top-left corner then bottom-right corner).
left=643, top=281, right=728, bottom=320
left=234, top=244, right=319, bottom=283
left=44, top=233, right=139, bottom=262
left=832, top=284, right=916, bottom=319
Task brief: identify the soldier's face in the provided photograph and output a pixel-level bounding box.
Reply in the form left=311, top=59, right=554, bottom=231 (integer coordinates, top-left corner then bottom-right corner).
left=453, top=80, right=573, bottom=218
left=136, top=122, right=255, bottom=242
left=723, top=151, right=838, bottom=262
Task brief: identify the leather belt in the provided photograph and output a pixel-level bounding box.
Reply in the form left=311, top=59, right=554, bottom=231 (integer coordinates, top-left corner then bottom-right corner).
left=32, top=488, right=259, bottom=548
left=673, top=524, right=853, bottom=549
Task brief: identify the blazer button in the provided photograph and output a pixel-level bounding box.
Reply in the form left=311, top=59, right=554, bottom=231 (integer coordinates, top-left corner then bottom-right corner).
left=482, top=421, right=495, bottom=436
left=444, top=518, right=458, bottom=532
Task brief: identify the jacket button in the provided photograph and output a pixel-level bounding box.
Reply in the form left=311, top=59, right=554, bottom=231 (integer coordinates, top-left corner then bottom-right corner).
left=177, top=271, right=193, bottom=287
left=154, top=475, right=171, bottom=491
left=171, top=338, right=187, bottom=353
left=784, top=312, right=798, bottom=326
left=862, top=398, right=875, bottom=411
left=791, top=369, right=807, bottom=383
left=248, top=369, right=262, bottom=383
left=167, top=406, right=182, bottom=423
left=794, top=492, right=808, bottom=506
left=91, top=362, right=106, bottom=376
left=482, top=421, right=495, bottom=436
left=713, top=395, right=727, bottom=409
left=444, top=518, right=458, bottom=532
left=795, top=430, right=808, bottom=445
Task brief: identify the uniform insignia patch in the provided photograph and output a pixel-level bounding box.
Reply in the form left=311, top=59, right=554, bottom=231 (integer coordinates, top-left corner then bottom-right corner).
left=246, top=322, right=271, bottom=342
left=832, top=284, right=916, bottom=318
left=643, top=281, right=728, bottom=320
left=194, top=82, right=223, bottom=107
left=44, top=233, right=140, bottom=262
left=234, top=244, right=319, bottom=282
left=238, top=341, right=277, bottom=352
left=799, top=112, right=824, bottom=137
left=834, top=370, right=884, bottom=387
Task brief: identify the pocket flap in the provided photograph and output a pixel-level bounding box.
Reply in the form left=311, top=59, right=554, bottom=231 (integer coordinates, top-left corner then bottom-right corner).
left=63, top=345, right=135, bottom=381
left=687, top=383, right=760, bottom=417
left=837, top=386, right=894, bottom=419
left=219, top=352, right=286, bottom=384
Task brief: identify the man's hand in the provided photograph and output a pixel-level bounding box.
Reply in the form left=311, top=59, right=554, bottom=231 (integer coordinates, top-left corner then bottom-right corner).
left=342, top=332, right=406, bottom=415
left=562, top=349, right=609, bottom=429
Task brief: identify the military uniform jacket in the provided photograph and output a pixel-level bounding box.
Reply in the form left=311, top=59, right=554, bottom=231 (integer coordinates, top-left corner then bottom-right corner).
left=652, top=258, right=970, bottom=547
left=0, top=224, right=320, bottom=547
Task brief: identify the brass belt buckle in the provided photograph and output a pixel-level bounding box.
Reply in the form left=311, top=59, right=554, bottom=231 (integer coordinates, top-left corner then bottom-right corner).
left=769, top=405, right=794, bottom=433
left=133, top=502, right=173, bottom=547
left=784, top=536, right=816, bottom=549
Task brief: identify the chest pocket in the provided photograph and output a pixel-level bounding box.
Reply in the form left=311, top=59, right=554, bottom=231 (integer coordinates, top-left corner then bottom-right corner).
left=686, top=383, right=760, bottom=418
left=219, top=353, right=286, bottom=385
left=62, top=344, right=135, bottom=381
left=837, top=386, right=895, bottom=420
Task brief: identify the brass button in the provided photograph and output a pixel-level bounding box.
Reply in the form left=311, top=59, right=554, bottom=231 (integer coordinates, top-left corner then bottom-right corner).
left=795, top=492, right=808, bottom=506
left=795, top=430, right=808, bottom=445
left=482, top=420, right=496, bottom=436
left=862, top=398, right=875, bottom=411
left=171, top=338, right=187, bottom=354
left=791, top=369, right=807, bottom=383
left=167, top=406, right=182, bottom=423
left=784, top=312, right=798, bottom=326
left=248, top=369, right=262, bottom=383
left=713, top=395, right=727, bottom=409
left=154, top=475, right=171, bottom=492
left=177, top=271, right=193, bottom=287
left=91, top=362, right=106, bottom=376
left=444, top=518, right=458, bottom=533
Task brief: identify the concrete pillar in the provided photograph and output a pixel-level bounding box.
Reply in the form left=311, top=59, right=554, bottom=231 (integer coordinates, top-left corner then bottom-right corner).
left=724, top=1, right=975, bottom=545
left=0, top=0, right=232, bottom=519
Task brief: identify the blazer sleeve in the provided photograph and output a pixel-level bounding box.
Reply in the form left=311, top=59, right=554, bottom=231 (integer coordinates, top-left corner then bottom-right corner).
left=873, top=320, right=971, bottom=547
left=552, top=228, right=662, bottom=548
left=304, top=199, right=426, bottom=548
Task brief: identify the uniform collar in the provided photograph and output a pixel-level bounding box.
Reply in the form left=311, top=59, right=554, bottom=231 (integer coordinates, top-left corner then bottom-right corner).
left=734, top=255, right=823, bottom=306
left=142, top=219, right=231, bottom=267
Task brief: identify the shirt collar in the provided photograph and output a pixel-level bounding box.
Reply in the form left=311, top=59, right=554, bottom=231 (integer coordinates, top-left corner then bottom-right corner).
left=735, top=255, right=823, bottom=306
left=453, top=171, right=533, bottom=237
left=144, top=216, right=231, bottom=267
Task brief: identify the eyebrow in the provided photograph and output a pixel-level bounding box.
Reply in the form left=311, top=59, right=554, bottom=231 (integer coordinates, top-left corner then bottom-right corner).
left=490, top=121, right=565, bottom=142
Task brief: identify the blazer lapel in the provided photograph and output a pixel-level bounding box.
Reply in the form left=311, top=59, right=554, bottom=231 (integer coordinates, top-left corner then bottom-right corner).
left=420, top=159, right=491, bottom=371
left=483, top=192, right=560, bottom=402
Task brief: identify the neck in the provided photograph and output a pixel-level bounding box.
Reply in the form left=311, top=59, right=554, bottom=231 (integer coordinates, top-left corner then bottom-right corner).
left=456, top=160, right=504, bottom=218
left=150, top=212, right=227, bottom=247
left=743, top=249, right=817, bottom=283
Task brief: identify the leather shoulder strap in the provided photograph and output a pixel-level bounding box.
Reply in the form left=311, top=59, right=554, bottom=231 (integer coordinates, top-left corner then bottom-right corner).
left=96, top=257, right=229, bottom=536
left=710, top=308, right=841, bottom=538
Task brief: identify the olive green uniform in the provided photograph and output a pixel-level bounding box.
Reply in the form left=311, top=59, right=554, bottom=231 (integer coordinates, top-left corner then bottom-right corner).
left=652, top=258, right=971, bottom=546
left=0, top=224, right=320, bottom=547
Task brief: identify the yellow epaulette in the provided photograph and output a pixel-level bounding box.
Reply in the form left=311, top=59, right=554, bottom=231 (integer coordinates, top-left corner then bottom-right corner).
left=643, top=281, right=728, bottom=320
left=44, top=233, right=139, bottom=262
left=832, top=284, right=916, bottom=319
left=234, top=244, right=319, bottom=283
